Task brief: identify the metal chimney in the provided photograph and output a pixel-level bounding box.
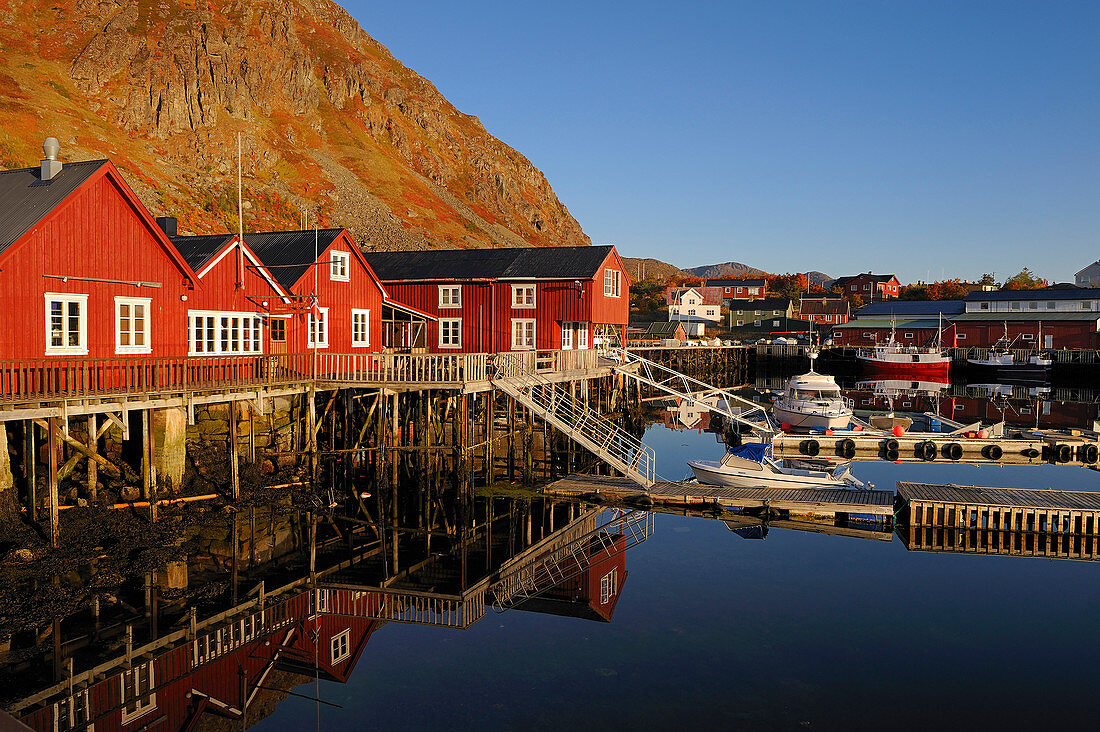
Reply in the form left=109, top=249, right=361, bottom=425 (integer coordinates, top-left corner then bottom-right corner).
left=155, top=216, right=178, bottom=236
left=40, top=137, right=62, bottom=181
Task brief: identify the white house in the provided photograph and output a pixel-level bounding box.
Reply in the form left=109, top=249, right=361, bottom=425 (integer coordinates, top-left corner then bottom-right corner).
left=1075, top=260, right=1100, bottom=288
left=668, top=287, right=722, bottom=325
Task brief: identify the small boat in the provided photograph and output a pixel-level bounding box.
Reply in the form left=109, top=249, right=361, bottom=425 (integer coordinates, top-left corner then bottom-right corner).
left=688, top=442, right=866, bottom=490
left=857, top=316, right=951, bottom=378
left=966, top=323, right=1052, bottom=381
left=854, top=378, right=949, bottom=431
left=772, top=353, right=853, bottom=430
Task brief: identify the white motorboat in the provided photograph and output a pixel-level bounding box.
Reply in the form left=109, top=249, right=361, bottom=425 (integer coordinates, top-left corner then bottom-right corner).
left=966, top=323, right=1052, bottom=381
left=688, top=442, right=866, bottom=490
left=772, top=353, right=853, bottom=430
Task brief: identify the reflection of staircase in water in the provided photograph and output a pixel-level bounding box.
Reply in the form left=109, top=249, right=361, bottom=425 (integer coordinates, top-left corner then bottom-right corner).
left=489, top=509, right=653, bottom=610
left=491, top=353, right=655, bottom=487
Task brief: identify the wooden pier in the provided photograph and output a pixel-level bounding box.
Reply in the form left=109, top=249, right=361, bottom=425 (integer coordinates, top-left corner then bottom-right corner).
left=896, top=481, right=1100, bottom=534
left=543, top=474, right=894, bottom=520
left=771, top=428, right=1100, bottom=467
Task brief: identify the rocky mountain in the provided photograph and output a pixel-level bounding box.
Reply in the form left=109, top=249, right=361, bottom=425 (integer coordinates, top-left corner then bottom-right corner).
left=0, top=0, right=589, bottom=251
left=621, top=257, right=686, bottom=282
left=683, top=261, right=767, bottom=279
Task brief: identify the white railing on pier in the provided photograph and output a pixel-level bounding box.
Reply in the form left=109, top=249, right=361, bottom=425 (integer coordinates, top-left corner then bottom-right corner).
left=315, top=353, right=488, bottom=385
left=607, top=350, right=775, bottom=437
left=490, top=353, right=656, bottom=487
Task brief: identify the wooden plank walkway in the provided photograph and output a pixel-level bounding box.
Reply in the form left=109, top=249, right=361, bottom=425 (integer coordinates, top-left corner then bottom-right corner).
left=544, top=474, right=895, bottom=518
left=897, top=481, right=1100, bottom=534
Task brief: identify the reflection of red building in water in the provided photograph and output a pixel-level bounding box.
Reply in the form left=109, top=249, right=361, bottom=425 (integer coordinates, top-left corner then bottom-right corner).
left=516, top=534, right=628, bottom=622
left=17, top=589, right=382, bottom=731
left=660, top=400, right=713, bottom=432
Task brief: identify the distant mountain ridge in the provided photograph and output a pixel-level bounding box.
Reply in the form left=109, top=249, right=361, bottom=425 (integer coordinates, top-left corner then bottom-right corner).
left=683, top=261, right=767, bottom=279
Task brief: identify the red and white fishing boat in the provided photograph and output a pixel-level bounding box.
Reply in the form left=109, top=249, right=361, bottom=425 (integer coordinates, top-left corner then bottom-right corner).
left=856, top=316, right=951, bottom=378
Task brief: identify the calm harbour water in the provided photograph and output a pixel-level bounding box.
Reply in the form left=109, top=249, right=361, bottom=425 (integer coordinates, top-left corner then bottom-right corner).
left=254, top=414, right=1100, bottom=731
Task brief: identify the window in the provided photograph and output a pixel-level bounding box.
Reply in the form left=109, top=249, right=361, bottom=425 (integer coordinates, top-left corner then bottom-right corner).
left=863, top=284, right=870, bottom=291
left=440, top=318, right=461, bottom=348
left=688, top=309, right=696, bottom=316
left=772, top=320, right=780, bottom=327
left=308, top=308, right=329, bottom=348
left=1083, top=301, right=1092, bottom=310
left=352, top=309, right=370, bottom=347
left=44, top=293, right=88, bottom=355
left=850, top=285, right=858, bottom=292
left=511, top=284, right=536, bottom=308
left=331, top=628, right=351, bottom=664
left=120, top=660, right=156, bottom=724
left=1011, top=302, right=1020, bottom=310
left=736, top=319, right=744, bottom=326
left=438, top=286, right=461, bottom=308
left=54, top=689, right=91, bottom=732
left=115, top=297, right=152, bottom=354
left=600, top=568, right=618, bottom=603
left=724, top=287, right=730, bottom=293
left=1021, top=333, right=1034, bottom=341
left=1028, top=301, right=1038, bottom=310
left=561, top=323, right=573, bottom=350
left=576, top=322, right=589, bottom=349
left=603, top=269, right=621, bottom=297
left=736, top=287, right=743, bottom=293
left=755, top=310, right=761, bottom=315
left=270, top=318, right=287, bottom=342
left=754, top=320, right=761, bottom=327
left=1047, top=301, right=1056, bottom=309
left=862, top=332, right=874, bottom=338
left=188, top=311, right=262, bottom=355
left=980, top=302, right=989, bottom=310
left=956, top=333, right=967, bottom=340
left=330, top=250, right=350, bottom=281
left=511, top=319, right=535, bottom=350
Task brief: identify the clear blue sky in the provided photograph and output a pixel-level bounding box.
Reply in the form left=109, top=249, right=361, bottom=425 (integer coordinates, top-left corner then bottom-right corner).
left=342, top=0, right=1099, bottom=284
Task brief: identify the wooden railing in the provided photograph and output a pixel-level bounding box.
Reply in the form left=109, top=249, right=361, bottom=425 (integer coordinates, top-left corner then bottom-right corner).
left=0, top=349, right=605, bottom=403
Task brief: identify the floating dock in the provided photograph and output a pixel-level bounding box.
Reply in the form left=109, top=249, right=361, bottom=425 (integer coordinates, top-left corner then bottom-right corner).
left=896, top=481, right=1100, bottom=533
left=543, top=474, right=894, bottom=520
left=771, top=427, right=1100, bottom=467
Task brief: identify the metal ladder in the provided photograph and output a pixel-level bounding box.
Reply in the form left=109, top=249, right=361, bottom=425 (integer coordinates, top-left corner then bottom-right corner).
left=490, top=509, right=653, bottom=610
left=603, top=349, right=775, bottom=438
left=491, top=353, right=656, bottom=487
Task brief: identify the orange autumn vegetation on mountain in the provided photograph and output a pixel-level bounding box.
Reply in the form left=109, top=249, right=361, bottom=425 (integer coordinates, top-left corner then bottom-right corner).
left=0, top=0, right=589, bottom=253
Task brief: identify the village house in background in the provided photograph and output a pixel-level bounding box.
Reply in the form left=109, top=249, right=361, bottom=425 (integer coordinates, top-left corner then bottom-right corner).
left=832, top=272, right=900, bottom=301
left=727, top=298, right=794, bottom=327
left=797, top=294, right=850, bottom=327
left=1075, top=260, right=1100, bottom=288
left=704, top=277, right=767, bottom=301
left=666, top=287, right=722, bottom=326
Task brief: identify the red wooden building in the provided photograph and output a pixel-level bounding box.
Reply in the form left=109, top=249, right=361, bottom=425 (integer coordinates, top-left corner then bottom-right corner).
left=364, top=245, right=630, bottom=353
left=833, top=272, right=900, bottom=301
left=515, top=533, right=628, bottom=622
left=798, top=295, right=850, bottom=326
left=18, top=588, right=381, bottom=732
left=704, top=278, right=767, bottom=300
left=0, top=155, right=196, bottom=361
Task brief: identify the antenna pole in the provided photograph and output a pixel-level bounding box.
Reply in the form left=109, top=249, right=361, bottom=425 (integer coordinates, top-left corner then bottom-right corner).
left=237, top=132, right=243, bottom=289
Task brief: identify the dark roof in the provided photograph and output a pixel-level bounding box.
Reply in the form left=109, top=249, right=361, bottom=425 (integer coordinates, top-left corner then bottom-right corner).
left=856, top=300, right=965, bottom=317
left=706, top=278, right=766, bottom=288
left=965, top=287, right=1100, bottom=302
left=242, top=229, right=344, bottom=291
left=646, top=321, right=684, bottom=335
left=364, top=245, right=614, bottom=281
left=169, top=233, right=235, bottom=271
left=799, top=299, right=848, bottom=315
left=730, top=297, right=792, bottom=311
left=0, top=160, right=107, bottom=256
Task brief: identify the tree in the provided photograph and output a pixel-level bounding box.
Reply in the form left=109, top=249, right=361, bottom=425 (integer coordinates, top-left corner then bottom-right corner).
left=979, top=273, right=997, bottom=287
left=769, top=272, right=809, bottom=299
left=1002, top=268, right=1047, bottom=290
left=900, top=283, right=929, bottom=300
left=926, top=279, right=970, bottom=300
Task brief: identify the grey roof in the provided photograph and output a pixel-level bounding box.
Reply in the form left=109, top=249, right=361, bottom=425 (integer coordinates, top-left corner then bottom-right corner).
left=0, top=160, right=107, bottom=256
left=966, top=287, right=1100, bottom=302
left=364, top=245, right=614, bottom=281
left=242, top=229, right=344, bottom=291
left=169, top=233, right=235, bottom=271
left=647, top=321, right=684, bottom=335
left=857, top=300, right=965, bottom=317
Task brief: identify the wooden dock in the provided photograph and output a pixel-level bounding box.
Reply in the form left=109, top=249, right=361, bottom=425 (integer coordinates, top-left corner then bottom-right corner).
left=771, top=429, right=1100, bottom=467
left=896, top=481, right=1100, bottom=534
left=543, top=474, right=895, bottom=519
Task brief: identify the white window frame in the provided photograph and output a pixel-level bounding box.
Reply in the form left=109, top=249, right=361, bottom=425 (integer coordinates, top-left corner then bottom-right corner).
left=903, top=332, right=914, bottom=339
left=600, top=568, right=618, bottom=604
left=736, top=319, right=744, bottom=326
left=1021, top=333, right=1034, bottom=341
left=120, top=660, right=156, bottom=724
left=331, top=628, right=351, bottom=664
left=603, top=269, right=621, bottom=298
left=308, top=307, right=329, bottom=348
left=188, top=311, right=263, bottom=355
left=576, top=322, right=589, bottom=350
left=438, top=285, right=461, bottom=308
left=439, top=318, right=462, bottom=349
left=561, top=323, right=573, bottom=350
left=511, top=284, right=536, bottom=309
left=511, top=318, right=536, bottom=350
left=351, top=309, right=370, bottom=348
left=957, top=333, right=967, bottom=340
left=44, top=293, right=88, bottom=356
left=53, top=688, right=92, bottom=732
left=330, top=250, right=350, bottom=282
left=115, top=296, right=152, bottom=355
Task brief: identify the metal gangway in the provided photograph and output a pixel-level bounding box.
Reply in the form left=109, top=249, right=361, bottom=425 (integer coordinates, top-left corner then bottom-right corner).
left=491, top=353, right=656, bottom=487
left=604, top=349, right=775, bottom=437
left=489, top=508, right=653, bottom=610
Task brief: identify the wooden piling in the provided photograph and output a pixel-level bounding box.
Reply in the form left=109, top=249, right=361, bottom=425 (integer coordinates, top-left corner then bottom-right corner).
left=47, top=417, right=59, bottom=548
